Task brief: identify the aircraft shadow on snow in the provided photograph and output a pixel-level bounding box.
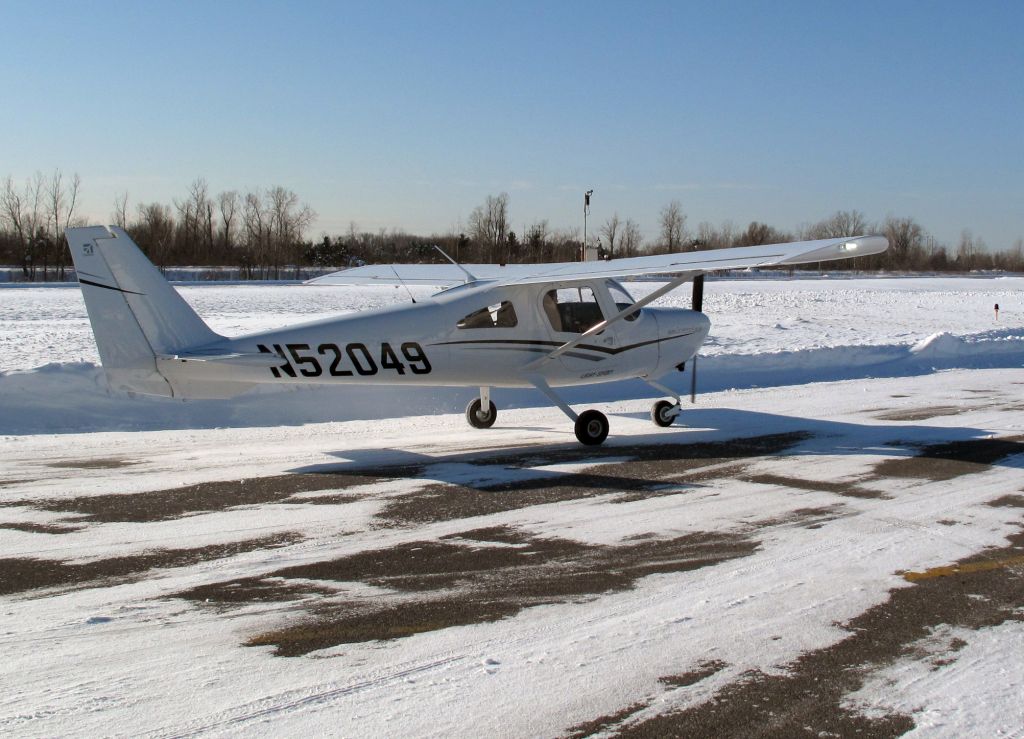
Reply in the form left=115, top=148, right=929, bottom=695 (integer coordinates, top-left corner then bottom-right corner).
left=292, top=407, right=1024, bottom=489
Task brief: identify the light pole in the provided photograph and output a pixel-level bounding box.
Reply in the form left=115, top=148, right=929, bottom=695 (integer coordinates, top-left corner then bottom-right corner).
left=583, top=189, right=593, bottom=261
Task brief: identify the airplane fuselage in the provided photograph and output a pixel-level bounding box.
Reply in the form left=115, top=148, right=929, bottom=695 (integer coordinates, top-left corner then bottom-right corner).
left=157, top=279, right=709, bottom=399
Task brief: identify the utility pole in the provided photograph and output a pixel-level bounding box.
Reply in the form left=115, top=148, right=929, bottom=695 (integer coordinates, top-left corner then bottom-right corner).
left=583, top=189, right=593, bottom=261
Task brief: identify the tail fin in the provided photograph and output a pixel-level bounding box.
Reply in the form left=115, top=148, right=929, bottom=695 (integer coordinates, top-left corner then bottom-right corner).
left=66, top=226, right=222, bottom=396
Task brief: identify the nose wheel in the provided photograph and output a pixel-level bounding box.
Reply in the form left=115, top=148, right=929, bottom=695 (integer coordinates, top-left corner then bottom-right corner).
left=645, top=379, right=685, bottom=428
left=651, top=399, right=680, bottom=427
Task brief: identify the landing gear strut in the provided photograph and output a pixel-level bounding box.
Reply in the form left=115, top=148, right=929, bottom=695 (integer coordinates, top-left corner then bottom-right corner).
left=465, top=386, right=497, bottom=429
left=526, top=375, right=611, bottom=446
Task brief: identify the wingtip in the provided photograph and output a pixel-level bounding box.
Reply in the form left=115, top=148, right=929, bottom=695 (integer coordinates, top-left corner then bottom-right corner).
left=846, top=235, right=890, bottom=254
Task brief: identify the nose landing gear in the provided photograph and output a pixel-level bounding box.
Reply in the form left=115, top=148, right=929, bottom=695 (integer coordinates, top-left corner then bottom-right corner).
left=646, top=379, right=684, bottom=427
left=651, top=399, right=679, bottom=427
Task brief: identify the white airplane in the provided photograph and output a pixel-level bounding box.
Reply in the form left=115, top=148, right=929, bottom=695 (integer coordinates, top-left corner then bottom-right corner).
left=65, top=226, right=887, bottom=445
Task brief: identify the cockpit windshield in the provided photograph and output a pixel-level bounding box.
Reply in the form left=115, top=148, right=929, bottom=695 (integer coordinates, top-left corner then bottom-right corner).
left=606, top=280, right=639, bottom=321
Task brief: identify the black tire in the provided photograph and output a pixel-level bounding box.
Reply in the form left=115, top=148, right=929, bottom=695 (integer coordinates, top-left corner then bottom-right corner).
left=574, top=409, right=609, bottom=446
left=652, top=400, right=677, bottom=427
left=466, top=398, right=497, bottom=429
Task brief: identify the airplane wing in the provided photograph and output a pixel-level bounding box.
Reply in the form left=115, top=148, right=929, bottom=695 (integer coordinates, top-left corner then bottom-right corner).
left=306, top=263, right=540, bottom=287
left=307, top=235, right=888, bottom=288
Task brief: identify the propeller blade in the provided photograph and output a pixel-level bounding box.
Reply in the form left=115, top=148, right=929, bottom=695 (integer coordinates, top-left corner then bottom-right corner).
left=690, top=275, right=704, bottom=402
left=692, top=274, right=704, bottom=313
left=690, top=354, right=698, bottom=403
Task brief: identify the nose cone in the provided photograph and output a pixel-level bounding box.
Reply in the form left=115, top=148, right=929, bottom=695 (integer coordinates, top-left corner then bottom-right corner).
left=649, top=308, right=709, bottom=376
left=692, top=310, right=711, bottom=342
left=661, top=308, right=709, bottom=344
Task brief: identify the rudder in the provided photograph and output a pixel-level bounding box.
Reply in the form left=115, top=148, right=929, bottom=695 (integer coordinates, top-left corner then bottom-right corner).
left=66, top=226, right=222, bottom=396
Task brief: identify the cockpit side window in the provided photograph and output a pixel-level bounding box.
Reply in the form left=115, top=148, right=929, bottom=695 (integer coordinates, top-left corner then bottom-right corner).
left=544, top=287, right=604, bottom=333
left=457, top=301, right=518, bottom=329
left=606, top=280, right=639, bottom=321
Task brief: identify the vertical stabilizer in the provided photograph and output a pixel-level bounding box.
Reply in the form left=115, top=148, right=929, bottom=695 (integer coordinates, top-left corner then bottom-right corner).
left=65, top=226, right=222, bottom=396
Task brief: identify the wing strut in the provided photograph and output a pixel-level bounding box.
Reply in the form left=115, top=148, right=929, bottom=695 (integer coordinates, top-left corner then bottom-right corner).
left=524, top=273, right=696, bottom=371
left=432, top=244, right=478, bottom=284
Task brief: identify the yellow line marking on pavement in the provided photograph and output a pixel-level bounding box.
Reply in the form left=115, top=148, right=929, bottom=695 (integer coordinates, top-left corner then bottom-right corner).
left=903, top=555, right=1024, bottom=582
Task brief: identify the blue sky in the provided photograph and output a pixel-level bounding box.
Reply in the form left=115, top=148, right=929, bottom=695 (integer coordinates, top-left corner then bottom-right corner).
left=2, top=0, right=1022, bottom=248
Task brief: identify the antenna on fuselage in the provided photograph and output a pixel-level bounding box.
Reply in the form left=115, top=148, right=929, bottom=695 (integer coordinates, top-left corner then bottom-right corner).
left=432, top=244, right=478, bottom=284
left=390, top=265, right=417, bottom=304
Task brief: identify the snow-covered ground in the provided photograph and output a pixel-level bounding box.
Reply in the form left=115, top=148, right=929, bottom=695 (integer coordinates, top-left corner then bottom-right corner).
left=1, top=277, right=1023, bottom=736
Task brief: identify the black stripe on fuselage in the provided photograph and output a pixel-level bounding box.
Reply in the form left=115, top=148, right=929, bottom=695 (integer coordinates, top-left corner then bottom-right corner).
left=78, top=278, right=144, bottom=296
left=432, top=331, right=698, bottom=357
left=445, top=344, right=604, bottom=361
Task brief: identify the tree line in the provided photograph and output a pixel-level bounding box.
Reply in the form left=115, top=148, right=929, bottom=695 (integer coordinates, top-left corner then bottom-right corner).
left=1, top=173, right=316, bottom=280
left=2, top=172, right=1023, bottom=279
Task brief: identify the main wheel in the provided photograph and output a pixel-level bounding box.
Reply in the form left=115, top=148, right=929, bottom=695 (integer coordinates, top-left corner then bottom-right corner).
left=574, top=409, right=609, bottom=446
left=651, top=400, right=678, bottom=427
left=465, top=398, right=497, bottom=429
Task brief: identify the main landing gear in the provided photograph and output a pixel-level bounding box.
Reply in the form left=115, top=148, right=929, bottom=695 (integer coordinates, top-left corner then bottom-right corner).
left=464, top=383, right=611, bottom=445
left=464, top=381, right=680, bottom=445
left=574, top=409, right=610, bottom=446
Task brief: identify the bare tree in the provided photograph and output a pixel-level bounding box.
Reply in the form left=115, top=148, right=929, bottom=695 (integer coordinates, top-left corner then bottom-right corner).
left=695, top=221, right=714, bottom=249
left=737, top=221, right=788, bottom=247
left=1, top=176, right=27, bottom=276
left=600, top=213, right=620, bottom=259
left=619, top=218, right=643, bottom=258
left=133, top=203, right=176, bottom=269
left=694, top=220, right=736, bottom=250
left=262, top=185, right=315, bottom=277
left=468, top=193, right=509, bottom=262
left=191, top=179, right=214, bottom=259
left=45, top=170, right=81, bottom=278
left=719, top=220, right=736, bottom=248
left=112, top=192, right=129, bottom=229
left=525, top=219, right=549, bottom=262
left=11, top=172, right=47, bottom=278
left=658, top=200, right=687, bottom=252
left=217, top=190, right=239, bottom=258
left=241, top=189, right=268, bottom=278
left=65, top=173, right=81, bottom=233
left=882, top=216, right=925, bottom=270
left=1011, top=238, right=1024, bottom=272
left=173, top=178, right=214, bottom=263
left=956, top=229, right=977, bottom=269
left=808, top=210, right=868, bottom=239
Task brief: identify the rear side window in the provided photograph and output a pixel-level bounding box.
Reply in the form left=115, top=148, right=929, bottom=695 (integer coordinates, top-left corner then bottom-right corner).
left=457, top=301, right=518, bottom=329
